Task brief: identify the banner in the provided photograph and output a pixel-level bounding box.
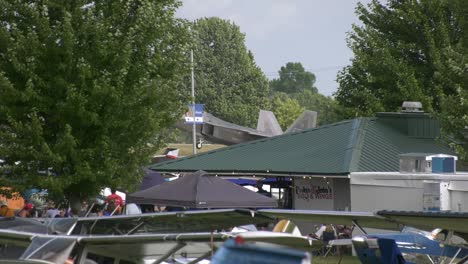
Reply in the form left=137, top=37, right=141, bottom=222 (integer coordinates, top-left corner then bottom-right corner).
left=293, top=178, right=334, bottom=210
left=184, top=104, right=204, bottom=124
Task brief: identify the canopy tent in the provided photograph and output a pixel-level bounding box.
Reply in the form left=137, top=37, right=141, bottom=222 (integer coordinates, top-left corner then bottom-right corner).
left=226, top=177, right=292, bottom=187
left=139, top=168, right=165, bottom=191
left=127, top=170, right=277, bottom=209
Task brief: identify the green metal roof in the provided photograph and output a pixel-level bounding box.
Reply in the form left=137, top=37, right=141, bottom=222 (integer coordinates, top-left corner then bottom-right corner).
left=150, top=113, right=454, bottom=176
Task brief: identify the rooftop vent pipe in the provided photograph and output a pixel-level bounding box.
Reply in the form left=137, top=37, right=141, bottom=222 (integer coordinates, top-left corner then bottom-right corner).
left=401, top=101, right=423, bottom=113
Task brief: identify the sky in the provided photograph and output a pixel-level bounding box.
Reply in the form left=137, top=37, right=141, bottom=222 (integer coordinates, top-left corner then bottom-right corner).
left=176, top=0, right=372, bottom=96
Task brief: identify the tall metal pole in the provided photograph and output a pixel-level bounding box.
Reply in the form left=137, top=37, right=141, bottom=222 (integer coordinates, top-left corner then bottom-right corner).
left=191, top=49, right=197, bottom=155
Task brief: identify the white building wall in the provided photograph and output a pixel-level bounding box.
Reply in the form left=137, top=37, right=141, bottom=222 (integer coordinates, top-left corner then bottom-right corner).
left=350, top=172, right=468, bottom=212
left=351, top=185, right=423, bottom=211
left=449, top=181, right=468, bottom=212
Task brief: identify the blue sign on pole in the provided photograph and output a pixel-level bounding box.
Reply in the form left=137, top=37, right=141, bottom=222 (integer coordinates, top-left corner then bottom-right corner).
left=184, top=104, right=204, bottom=124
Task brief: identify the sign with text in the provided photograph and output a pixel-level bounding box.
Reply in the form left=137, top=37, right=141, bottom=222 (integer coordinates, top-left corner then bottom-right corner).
left=293, top=178, right=334, bottom=210
left=184, top=104, right=204, bottom=124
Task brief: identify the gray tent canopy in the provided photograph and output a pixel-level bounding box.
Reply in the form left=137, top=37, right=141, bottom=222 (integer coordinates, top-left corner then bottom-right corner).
left=139, top=168, right=165, bottom=191
left=127, top=170, right=277, bottom=209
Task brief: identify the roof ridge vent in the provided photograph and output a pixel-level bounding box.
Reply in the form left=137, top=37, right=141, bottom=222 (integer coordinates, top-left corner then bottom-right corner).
left=401, top=101, right=423, bottom=113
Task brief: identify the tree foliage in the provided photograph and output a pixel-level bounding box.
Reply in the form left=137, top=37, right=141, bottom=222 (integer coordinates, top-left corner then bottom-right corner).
left=192, top=17, right=270, bottom=128
left=335, top=0, right=466, bottom=118
left=270, top=62, right=318, bottom=94
left=268, top=62, right=345, bottom=127
left=437, top=0, right=468, bottom=158
left=292, top=90, right=345, bottom=125
left=0, top=0, right=190, bottom=200
left=270, top=93, right=304, bottom=130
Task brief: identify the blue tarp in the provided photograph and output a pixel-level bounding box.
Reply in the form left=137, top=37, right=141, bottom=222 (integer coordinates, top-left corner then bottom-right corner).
left=227, top=178, right=291, bottom=186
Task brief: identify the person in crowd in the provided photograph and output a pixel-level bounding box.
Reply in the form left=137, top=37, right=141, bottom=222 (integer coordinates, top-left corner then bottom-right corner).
left=105, top=188, right=124, bottom=215
left=104, top=201, right=116, bottom=216
left=0, top=201, right=14, bottom=217
left=315, top=223, right=337, bottom=255
left=17, top=203, right=33, bottom=217
left=55, top=209, right=66, bottom=218
left=255, top=181, right=272, bottom=197
left=78, top=201, right=89, bottom=217
left=88, top=204, right=103, bottom=217
left=45, top=201, right=60, bottom=218
left=319, top=224, right=337, bottom=244
left=140, top=204, right=155, bottom=214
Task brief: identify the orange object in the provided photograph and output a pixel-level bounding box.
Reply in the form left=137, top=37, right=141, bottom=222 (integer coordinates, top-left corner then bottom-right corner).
left=0, top=187, right=25, bottom=210
left=0, top=206, right=14, bottom=217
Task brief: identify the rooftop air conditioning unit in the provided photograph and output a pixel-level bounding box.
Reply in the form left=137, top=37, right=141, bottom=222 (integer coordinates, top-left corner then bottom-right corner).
left=401, top=101, right=423, bottom=113
left=399, top=153, right=457, bottom=174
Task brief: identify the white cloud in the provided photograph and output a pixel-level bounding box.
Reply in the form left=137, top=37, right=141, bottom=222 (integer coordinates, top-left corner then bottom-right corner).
left=248, top=1, right=299, bottom=40
left=176, top=0, right=234, bottom=20
left=177, top=0, right=298, bottom=40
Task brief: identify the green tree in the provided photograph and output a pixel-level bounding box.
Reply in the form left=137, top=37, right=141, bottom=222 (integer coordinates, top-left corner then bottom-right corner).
left=192, top=18, right=270, bottom=128
left=271, top=93, right=304, bottom=130
left=335, top=0, right=466, bottom=118
left=270, top=62, right=318, bottom=94
left=292, top=90, right=345, bottom=125
left=0, top=0, right=190, bottom=203
left=437, top=0, right=468, bottom=158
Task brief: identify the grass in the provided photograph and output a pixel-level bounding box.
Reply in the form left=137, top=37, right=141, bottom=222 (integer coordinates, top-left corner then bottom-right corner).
left=156, top=143, right=226, bottom=156
left=312, top=256, right=361, bottom=264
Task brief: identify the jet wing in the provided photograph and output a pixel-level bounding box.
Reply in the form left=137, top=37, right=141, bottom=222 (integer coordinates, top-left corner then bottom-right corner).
left=377, top=210, right=468, bottom=234
left=258, top=209, right=401, bottom=231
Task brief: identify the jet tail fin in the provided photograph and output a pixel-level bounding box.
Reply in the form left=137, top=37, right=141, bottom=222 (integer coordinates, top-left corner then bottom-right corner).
left=285, top=110, right=317, bottom=134
left=256, top=110, right=283, bottom=136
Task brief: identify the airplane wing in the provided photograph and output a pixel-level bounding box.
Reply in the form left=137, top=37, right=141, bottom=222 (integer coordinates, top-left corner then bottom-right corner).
left=235, top=231, right=322, bottom=251
left=377, top=210, right=468, bottom=238
left=0, top=229, right=76, bottom=263
left=0, top=217, right=52, bottom=234
left=0, top=261, right=55, bottom=264
left=0, top=228, right=33, bottom=248
left=0, top=229, right=319, bottom=263
left=67, top=209, right=274, bottom=235
left=0, top=230, right=224, bottom=263
left=258, top=209, right=401, bottom=231
left=78, top=232, right=321, bottom=262
left=78, top=232, right=227, bottom=262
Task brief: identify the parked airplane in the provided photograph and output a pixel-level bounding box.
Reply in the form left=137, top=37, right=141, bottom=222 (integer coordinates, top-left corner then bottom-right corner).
left=352, top=228, right=468, bottom=264
left=258, top=209, right=468, bottom=263
left=0, top=229, right=322, bottom=263
left=0, top=209, right=322, bottom=263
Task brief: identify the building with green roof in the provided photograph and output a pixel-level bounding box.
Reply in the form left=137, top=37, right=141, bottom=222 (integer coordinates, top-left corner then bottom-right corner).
left=150, top=110, right=455, bottom=211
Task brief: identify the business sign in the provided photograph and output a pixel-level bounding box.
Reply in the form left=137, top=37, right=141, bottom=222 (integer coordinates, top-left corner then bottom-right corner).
left=293, top=178, right=334, bottom=210
left=184, top=104, right=204, bottom=124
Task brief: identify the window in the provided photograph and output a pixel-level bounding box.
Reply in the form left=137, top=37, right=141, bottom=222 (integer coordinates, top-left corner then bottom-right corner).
left=415, top=160, right=420, bottom=171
